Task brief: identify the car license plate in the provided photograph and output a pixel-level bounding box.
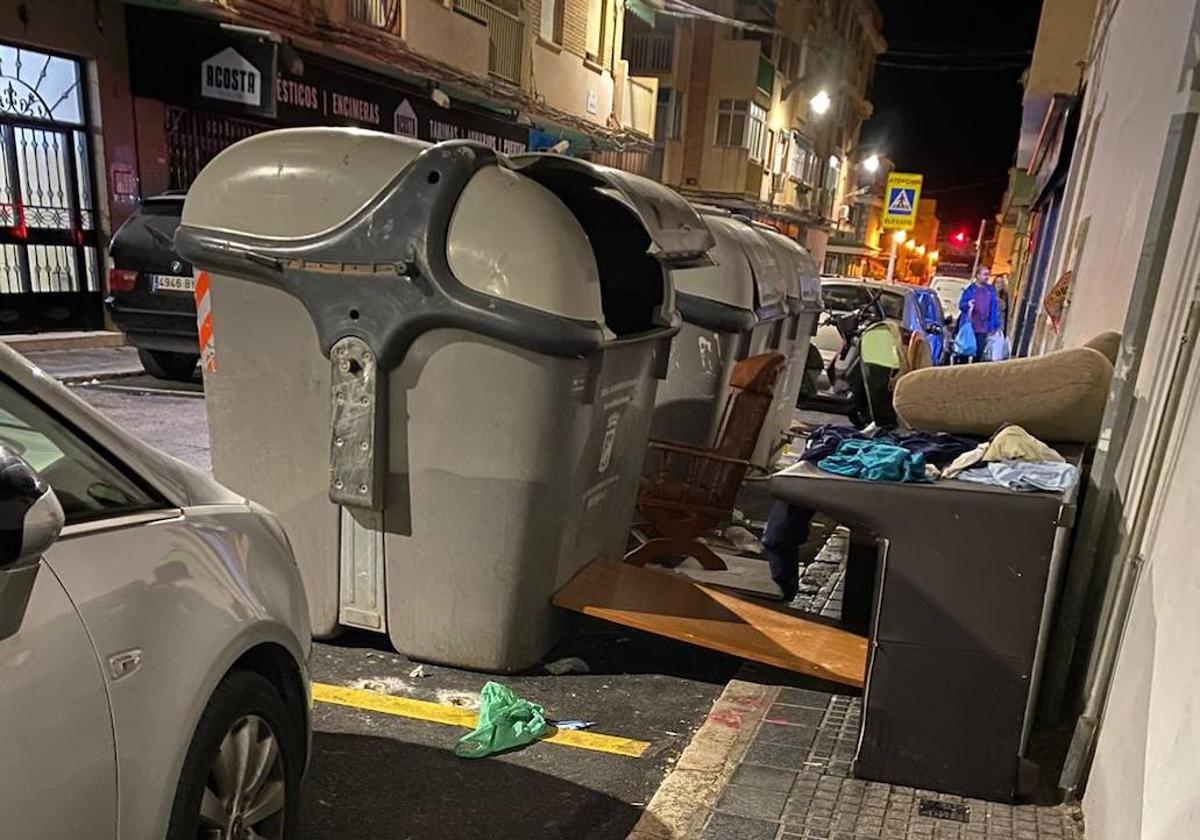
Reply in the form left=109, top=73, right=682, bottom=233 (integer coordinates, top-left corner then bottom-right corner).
left=150, top=274, right=196, bottom=294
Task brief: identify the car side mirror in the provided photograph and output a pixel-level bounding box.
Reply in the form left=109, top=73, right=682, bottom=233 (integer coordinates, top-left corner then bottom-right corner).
left=0, top=445, right=64, bottom=640
left=0, top=445, right=64, bottom=568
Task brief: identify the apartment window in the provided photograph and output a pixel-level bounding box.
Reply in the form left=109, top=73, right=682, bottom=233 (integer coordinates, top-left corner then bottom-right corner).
left=826, top=155, right=841, bottom=191
left=778, top=38, right=807, bottom=81
left=540, top=0, right=564, bottom=44
left=715, top=99, right=748, bottom=147
left=772, top=130, right=788, bottom=175
left=789, top=131, right=818, bottom=186
left=586, top=0, right=608, bottom=60
left=656, top=87, right=684, bottom=141
left=747, top=102, right=767, bottom=162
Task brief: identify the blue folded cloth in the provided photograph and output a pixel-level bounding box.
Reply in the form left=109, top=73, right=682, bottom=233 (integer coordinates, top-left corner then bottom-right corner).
left=955, top=460, right=1079, bottom=493
left=801, top=424, right=976, bottom=469
left=817, top=438, right=929, bottom=483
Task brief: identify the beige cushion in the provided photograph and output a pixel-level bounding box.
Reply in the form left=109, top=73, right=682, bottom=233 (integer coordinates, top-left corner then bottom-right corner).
left=894, top=346, right=1113, bottom=444
left=1082, top=331, right=1121, bottom=365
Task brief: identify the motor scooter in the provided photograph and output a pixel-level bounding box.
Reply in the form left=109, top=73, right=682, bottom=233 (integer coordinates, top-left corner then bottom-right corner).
left=798, top=293, right=893, bottom=428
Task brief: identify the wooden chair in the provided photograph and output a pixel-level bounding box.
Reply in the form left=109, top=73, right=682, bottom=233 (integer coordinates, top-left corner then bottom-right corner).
left=626, top=352, right=788, bottom=571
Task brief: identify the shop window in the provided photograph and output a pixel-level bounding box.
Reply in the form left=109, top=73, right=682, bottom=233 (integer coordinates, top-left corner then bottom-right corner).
left=715, top=99, right=748, bottom=147
left=0, top=45, right=85, bottom=124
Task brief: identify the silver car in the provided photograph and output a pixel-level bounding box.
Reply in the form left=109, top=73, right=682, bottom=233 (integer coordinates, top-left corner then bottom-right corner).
left=0, top=344, right=311, bottom=839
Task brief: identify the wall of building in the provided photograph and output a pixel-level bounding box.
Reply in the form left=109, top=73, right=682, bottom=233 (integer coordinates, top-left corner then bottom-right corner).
left=1064, top=2, right=1200, bottom=839
left=531, top=41, right=615, bottom=124
left=1025, top=0, right=1098, bottom=95
left=401, top=0, right=490, bottom=79
left=528, top=0, right=620, bottom=125
left=0, top=0, right=138, bottom=232
left=1083, top=123, right=1200, bottom=840
left=1037, top=0, right=1192, bottom=351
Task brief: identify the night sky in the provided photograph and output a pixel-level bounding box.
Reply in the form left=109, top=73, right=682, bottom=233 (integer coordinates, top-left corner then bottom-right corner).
left=861, top=0, right=1046, bottom=232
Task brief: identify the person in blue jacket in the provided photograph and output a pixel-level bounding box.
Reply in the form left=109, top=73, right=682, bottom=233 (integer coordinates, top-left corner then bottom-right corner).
left=958, top=267, right=1001, bottom=362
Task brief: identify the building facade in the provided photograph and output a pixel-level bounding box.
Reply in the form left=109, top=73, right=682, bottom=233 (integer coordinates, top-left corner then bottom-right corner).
left=0, top=0, right=656, bottom=334
left=993, top=0, right=1096, bottom=353
left=1002, top=2, right=1200, bottom=837
left=824, top=153, right=889, bottom=278
left=623, top=0, right=884, bottom=266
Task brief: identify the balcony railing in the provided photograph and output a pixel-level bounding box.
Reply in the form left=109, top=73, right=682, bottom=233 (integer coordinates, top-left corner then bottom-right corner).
left=624, top=31, right=674, bottom=74
left=453, top=0, right=524, bottom=84
left=348, top=0, right=399, bottom=29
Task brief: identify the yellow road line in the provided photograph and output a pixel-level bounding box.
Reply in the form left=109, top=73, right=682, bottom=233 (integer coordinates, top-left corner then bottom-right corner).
left=312, top=682, right=649, bottom=758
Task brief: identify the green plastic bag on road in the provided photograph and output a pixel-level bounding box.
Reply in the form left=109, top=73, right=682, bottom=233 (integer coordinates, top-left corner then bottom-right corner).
left=455, top=682, right=548, bottom=759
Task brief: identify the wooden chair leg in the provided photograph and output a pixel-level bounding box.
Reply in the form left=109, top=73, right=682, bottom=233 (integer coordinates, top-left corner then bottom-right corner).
left=623, top=536, right=728, bottom=571
left=688, top=539, right=729, bottom=571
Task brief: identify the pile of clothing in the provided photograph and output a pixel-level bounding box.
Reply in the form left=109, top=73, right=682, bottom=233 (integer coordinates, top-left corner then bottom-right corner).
left=804, top=423, right=1078, bottom=492
left=941, top=424, right=1077, bottom=492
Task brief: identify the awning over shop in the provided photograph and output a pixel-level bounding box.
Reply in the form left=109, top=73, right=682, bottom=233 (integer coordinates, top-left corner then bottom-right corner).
left=826, top=243, right=883, bottom=257
left=1029, top=93, right=1080, bottom=208
left=627, top=0, right=657, bottom=26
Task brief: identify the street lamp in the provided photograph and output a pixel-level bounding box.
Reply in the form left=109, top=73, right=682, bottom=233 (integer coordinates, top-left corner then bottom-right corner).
left=904, top=239, right=916, bottom=251
left=862, top=154, right=880, bottom=173
left=915, top=244, right=926, bottom=256
left=892, top=230, right=907, bottom=245
left=810, top=90, right=832, bottom=116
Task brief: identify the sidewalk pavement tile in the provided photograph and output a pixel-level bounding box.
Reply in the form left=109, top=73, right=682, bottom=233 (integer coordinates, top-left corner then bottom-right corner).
left=756, top=721, right=818, bottom=748
left=743, top=740, right=809, bottom=771
left=765, top=703, right=827, bottom=727
left=715, top=784, right=789, bottom=821
left=730, top=763, right=799, bottom=792
left=701, top=813, right=780, bottom=840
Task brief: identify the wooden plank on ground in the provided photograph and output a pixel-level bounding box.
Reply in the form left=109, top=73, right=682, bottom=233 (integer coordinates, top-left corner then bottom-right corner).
left=554, top=559, right=867, bottom=688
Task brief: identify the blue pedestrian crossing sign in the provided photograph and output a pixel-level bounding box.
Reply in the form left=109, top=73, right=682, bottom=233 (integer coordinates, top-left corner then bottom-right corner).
left=888, top=189, right=914, bottom=214
left=882, top=172, right=923, bottom=230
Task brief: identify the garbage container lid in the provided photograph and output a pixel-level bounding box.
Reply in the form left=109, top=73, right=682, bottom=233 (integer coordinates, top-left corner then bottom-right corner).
left=180, top=127, right=430, bottom=239
left=668, top=215, right=758, bottom=333
left=758, top=228, right=823, bottom=313
left=510, top=155, right=715, bottom=269
left=699, top=212, right=786, bottom=320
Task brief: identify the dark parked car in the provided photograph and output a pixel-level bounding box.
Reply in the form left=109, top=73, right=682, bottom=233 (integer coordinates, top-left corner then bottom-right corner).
left=107, top=194, right=199, bottom=381
left=814, top=279, right=948, bottom=365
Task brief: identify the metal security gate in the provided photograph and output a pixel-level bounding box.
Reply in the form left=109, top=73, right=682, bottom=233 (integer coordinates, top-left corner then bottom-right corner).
left=164, top=106, right=269, bottom=191
left=0, top=44, right=102, bottom=333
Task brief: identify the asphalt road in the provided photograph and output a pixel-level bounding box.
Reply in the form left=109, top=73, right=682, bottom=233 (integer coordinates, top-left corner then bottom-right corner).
left=69, top=377, right=741, bottom=840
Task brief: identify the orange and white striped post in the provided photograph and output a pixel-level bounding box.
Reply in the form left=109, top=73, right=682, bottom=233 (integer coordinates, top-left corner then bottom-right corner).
left=194, top=270, right=216, bottom=374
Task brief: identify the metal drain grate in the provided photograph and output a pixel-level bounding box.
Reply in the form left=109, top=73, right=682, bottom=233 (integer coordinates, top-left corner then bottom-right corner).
left=918, top=799, right=971, bottom=823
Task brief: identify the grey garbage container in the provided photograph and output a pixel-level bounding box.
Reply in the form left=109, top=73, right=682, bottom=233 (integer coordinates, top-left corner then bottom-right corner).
left=650, top=212, right=774, bottom=448
left=753, top=228, right=823, bottom=466
left=175, top=127, right=714, bottom=672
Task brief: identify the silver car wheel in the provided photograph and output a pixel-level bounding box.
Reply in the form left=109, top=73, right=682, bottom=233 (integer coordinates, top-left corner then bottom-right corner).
left=197, top=714, right=286, bottom=840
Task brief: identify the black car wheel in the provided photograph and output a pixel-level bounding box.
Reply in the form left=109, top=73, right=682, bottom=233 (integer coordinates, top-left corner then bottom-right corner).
left=138, top=349, right=199, bottom=382
left=167, top=670, right=304, bottom=840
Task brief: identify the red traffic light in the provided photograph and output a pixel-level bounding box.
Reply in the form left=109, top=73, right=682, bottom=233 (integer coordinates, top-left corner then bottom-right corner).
left=952, top=231, right=968, bottom=244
